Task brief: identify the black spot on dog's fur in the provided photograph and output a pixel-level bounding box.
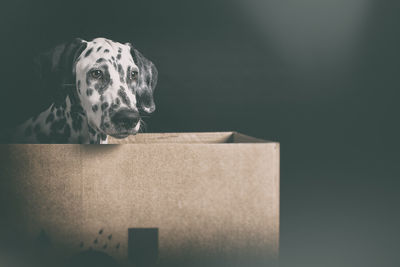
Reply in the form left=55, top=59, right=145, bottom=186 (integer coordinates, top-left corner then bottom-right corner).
left=84, top=48, right=93, bottom=57
left=97, top=46, right=102, bottom=52
left=117, top=53, right=121, bottom=60
left=51, top=118, right=67, bottom=132
left=96, top=58, right=106, bottom=63
left=116, top=98, right=121, bottom=105
left=71, top=112, right=83, bottom=132
left=101, top=102, right=109, bottom=111
left=104, top=49, right=110, bottom=53
left=86, top=88, right=93, bottom=96
left=92, top=105, right=98, bottom=112
left=101, top=133, right=107, bottom=140
left=118, top=87, right=131, bottom=107
left=117, top=64, right=125, bottom=83
left=77, top=80, right=81, bottom=94
left=47, top=118, right=70, bottom=143
left=104, top=39, right=113, bottom=46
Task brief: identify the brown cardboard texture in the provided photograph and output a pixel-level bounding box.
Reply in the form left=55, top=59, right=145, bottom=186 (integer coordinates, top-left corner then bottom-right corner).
left=0, top=132, right=279, bottom=267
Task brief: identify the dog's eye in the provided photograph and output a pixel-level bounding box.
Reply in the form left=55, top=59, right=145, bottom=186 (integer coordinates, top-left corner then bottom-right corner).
left=131, top=71, right=138, bottom=80
left=90, top=69, right=103, bottom=79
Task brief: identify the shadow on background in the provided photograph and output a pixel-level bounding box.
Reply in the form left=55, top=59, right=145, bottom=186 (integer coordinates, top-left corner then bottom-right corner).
left=0, top=0, right=399, bottom=266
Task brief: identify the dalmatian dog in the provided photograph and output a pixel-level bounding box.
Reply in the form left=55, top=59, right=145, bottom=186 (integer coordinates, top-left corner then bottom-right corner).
left=8, top=37, right=157, bottom=144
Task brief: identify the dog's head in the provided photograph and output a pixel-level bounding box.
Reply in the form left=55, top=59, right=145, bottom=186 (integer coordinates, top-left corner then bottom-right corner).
left=35, top=37, right=158, bottom=139
left=75, top=38, right=157, bottom=138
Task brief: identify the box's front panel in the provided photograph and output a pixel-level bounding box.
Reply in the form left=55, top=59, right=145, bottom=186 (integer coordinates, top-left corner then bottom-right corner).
left=0, top=143, right=279, bottom=266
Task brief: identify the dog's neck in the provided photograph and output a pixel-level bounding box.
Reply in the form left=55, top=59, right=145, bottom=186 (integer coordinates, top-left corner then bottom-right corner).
left=15, top=96, right=108, bottom=144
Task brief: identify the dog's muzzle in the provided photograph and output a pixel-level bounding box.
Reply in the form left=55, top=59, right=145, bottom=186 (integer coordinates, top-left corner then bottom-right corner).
left=111, top=109, right=140, bottom=137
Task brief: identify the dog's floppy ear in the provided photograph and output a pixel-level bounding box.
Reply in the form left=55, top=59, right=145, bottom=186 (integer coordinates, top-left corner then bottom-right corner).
left=34, top=38, right=87, bottom=107
left=127, top=43, right=158, bottom=114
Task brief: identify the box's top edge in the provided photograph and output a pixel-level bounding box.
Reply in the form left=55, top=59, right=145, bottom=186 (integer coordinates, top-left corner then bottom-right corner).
left=108, top=132, right=277, bottom=144
left=0, top=132, right=279, bottom=145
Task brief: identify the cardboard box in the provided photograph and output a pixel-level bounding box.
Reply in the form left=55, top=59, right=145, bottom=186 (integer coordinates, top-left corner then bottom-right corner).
left=0, top=132, right=279, bottom=267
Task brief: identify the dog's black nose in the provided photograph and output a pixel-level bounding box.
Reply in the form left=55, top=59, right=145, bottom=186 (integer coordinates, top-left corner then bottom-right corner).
left=111, top=109, right=140, bottom=129
left=137, top=91, right=156, bottom=115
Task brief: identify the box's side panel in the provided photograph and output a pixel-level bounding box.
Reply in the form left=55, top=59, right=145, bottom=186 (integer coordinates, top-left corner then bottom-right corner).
left=0, top=143, right=279, bottom=267
left=79, top=143, right=280, bottom=266
left=108, top=132, right=235, bottom=144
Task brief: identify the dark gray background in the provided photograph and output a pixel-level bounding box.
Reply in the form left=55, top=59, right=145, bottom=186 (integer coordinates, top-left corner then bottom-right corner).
left=1, top=0, right=399, bottom=266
